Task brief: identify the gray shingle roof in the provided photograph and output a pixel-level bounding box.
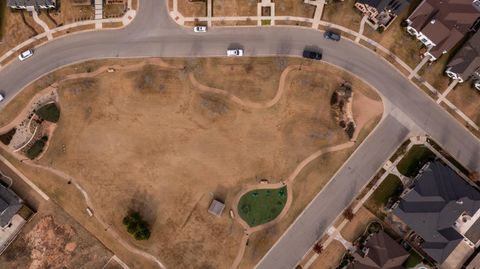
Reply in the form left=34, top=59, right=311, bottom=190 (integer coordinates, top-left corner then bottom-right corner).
left=7, top=0, right=56, bottom=8
left=348, top=230, right=409, bottom=269
left=0, top=184, right=23, bottom=228
left=394, top=161, right=480, bottom=264
left=447, top=31, right=480, bottom=81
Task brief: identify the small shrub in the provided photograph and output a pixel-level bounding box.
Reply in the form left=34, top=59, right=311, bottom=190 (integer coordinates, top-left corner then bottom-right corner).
left=35, top=103, right=60, bottom=123
left=345, top=122, right=355, bottom=139
left=0, top=128, right=16, bottom=145
left=330, top=92, right=338, bottom=105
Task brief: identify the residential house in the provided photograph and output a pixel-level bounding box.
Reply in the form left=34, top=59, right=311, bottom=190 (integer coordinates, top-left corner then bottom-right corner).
left=445, top=31, right=480, bottom=90
left=405, top=0, right=480, bottom=61
left=348, top=230, right=409, bottom=269
left=0, top=182, right=23, bottom=228
left=393, top=161, right=480, bottom=269
left=355, top=0, right=411, bottom=29
left=7, top=0, right=56, bottom=10
left=208, top=199, right=225, bottom=217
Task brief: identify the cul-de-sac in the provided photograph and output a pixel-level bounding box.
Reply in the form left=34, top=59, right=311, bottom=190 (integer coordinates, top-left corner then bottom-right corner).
left=0, top=0, right=480, bottom=269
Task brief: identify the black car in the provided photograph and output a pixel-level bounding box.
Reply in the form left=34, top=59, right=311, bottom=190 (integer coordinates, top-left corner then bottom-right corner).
left=302, top=50, right=322, bottom=60
left=324, top=31, right=341, bottom=41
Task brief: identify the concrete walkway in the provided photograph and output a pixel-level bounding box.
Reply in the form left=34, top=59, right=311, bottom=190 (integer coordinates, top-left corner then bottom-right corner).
left=95, top=0, right=103, bottom=29
left=307, top=0, right=326, bottom=29
left=355, top=15, right=368, bottom=43
left=408, top=55, right=430, bottom=79
left=32, top=11, right=53, bottom=40
left=437, top=79, right=458, bottom=104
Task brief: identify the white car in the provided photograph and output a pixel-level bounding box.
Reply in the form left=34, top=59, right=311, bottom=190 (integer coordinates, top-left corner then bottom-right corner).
left=0, top=94, right=4, bottom=102
left=193, top=26, right=207, bottom=33
left=227, top=49, right=244, bottom=57
left=18, top=49, right=34, bottom=61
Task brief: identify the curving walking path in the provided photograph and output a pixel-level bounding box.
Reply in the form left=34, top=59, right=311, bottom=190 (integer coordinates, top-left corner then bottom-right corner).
left=230, top=141, right=355, bottom=269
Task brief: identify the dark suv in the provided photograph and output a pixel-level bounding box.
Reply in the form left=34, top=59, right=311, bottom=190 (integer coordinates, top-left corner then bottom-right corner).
left=302, top=50, right=322, bottom=60
left=324, top=31, right=341, bottom=41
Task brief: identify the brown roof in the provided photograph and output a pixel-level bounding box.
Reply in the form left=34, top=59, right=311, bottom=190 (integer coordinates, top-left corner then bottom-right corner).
left=348, top=231, right=409, bottom=269
left=447, top=31, right=480, bottom=80
left=407, top=0, right=480, bottom=58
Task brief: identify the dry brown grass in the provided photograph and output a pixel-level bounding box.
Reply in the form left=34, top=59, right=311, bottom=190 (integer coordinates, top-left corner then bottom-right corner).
left=0, top=10, right=40, bottom=56
left=340, top=206, right=377, bottom=242
left=48, top=0, right=95, bottom=25
left=177, top=0, right=206, bottom=17
left=2, top=57, right=382, bottom=268
left=275, top=0, right=316, bottom=17
left=445, top=82, right=480, bottom=126
left=322, top=0, right=362, bottom=31
left=212, top=0, right=257, bottom=17
left=309, top=240, right=346, bottom=269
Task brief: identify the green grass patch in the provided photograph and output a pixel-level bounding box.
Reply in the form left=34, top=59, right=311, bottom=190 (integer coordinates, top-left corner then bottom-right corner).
left=261, top=20, right=271, bottom=26
left=238, top=186, right=287, bottom=227
left=26, top=136, right=48, bottom=160
left=35, top=103, right=60, bottom=123
left=365, top=174, right=403, bottom=217
left=403, top=251, right=423, bottom=268
left=397, top=145, right=435, bottom=177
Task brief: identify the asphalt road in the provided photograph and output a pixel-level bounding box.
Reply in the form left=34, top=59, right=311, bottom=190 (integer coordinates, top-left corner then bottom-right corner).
left=0, top=1, right=479, bottom=268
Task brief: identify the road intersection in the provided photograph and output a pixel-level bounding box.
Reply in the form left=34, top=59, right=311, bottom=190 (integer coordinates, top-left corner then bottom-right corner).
left=0, top=1, right=479, bottom=268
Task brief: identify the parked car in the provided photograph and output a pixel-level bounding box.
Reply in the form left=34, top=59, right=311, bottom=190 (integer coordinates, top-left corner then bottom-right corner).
left=193, top=26, right=207, bottom=32
left=324, top=31, right=341, bottom=41
left=302, top=50, right=322, bottom=60
left=0, top=93, right=4, bottom=102
left=227, top=49, right=244, bottom=57
left=18, top=49, right=34, bottom=61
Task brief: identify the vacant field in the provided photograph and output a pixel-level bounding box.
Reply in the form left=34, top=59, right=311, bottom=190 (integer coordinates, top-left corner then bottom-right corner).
left=212, top=0, right=257, bottom=17
left=177, top=0, right=206, bottom=17
left=0, top=201, right=112, bottom=269
left=3, top=57, right=382, bottom=268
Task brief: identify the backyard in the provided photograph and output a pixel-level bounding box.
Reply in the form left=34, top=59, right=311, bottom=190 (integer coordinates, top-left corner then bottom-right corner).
left=238, top=186, right=287, bottom=227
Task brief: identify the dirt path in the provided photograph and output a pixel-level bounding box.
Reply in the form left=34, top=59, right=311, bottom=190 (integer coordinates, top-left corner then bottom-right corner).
left=189, top=64, right=310, bottom=110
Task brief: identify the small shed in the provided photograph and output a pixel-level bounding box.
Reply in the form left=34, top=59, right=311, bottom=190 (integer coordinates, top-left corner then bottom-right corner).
left=208, top=199, right=225, bottom=217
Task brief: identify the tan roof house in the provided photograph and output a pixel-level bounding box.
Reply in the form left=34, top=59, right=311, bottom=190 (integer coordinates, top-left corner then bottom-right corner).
left=405, top=0, right=480, bottom=61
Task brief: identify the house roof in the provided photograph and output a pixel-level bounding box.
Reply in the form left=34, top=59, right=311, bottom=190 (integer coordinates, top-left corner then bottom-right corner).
left=447, top=31, right=480, bottom=80
left=7, top=0, right=55, bottom=7
left=348, top=231, right=409, bottom=269
left=0, top=184, right=23, bottom=228
left=356, top=0, right=412, bottom=15
left=393, top=161, right=480, bottom=265
left=407, top=0, right=480, bottom=58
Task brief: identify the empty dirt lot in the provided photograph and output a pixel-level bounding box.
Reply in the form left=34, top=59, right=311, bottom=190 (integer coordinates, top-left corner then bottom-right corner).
left=2, top=57, right=382, bottom=268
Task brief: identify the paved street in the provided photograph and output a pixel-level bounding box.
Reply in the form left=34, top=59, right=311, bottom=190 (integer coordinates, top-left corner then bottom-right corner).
left=0, top=1, right=479, bottom=268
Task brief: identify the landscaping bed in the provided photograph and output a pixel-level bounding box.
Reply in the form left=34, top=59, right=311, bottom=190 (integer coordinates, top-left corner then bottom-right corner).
left=238, top=186, right=287, bottom=227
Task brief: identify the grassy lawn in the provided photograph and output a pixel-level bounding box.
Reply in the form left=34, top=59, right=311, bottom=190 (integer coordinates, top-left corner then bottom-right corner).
left=365, top=174, right=402, bottom=216
left=397, top=145, right=435, bottom=177
left=26, top=136, right=47, bottom=160
left=403, top=251, right=423, bottom=268
left=238, top=186, right=287, bottom=227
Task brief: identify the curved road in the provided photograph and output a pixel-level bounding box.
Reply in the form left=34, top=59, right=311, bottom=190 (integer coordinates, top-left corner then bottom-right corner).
left=1, top=1, right=479, bottom=268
